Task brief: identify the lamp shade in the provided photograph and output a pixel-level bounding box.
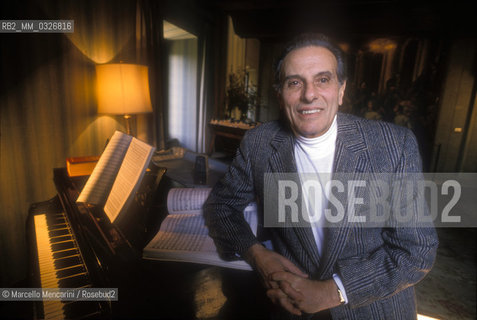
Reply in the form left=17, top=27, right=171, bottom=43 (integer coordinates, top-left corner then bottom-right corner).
left=96, top=64, right=153, bottom=115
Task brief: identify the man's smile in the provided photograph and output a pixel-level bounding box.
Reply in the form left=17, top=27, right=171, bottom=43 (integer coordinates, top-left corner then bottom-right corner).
left=299, top=109, right=322, bottom=115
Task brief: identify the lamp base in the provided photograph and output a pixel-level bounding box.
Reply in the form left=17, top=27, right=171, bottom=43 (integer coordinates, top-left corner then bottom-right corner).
left=124, top=114, right=132, bottom=136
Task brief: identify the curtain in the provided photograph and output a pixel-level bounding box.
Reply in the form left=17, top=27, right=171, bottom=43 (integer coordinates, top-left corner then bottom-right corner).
left=167, top=38, right=199, bottom=151
left=0, top=0, right=138, bottom=286
left=197, top=37, right=208, bottom=154
left=140, top=0, right=166, bottom=150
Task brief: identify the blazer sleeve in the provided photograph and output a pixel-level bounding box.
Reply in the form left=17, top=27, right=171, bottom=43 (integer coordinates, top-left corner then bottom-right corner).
left=335, top=129, right=439, bottom=307
left=203, top=133, right=261, bottom=260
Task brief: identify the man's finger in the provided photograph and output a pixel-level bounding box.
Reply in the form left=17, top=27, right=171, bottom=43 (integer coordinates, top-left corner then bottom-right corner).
left=267, top=288, right=302, bottom=316
left=270, top=271, right=294, bottom=283
left=277, top=277, right=304, bottom=301
left=266, top=279, right=279, bottom=289
left=279, top=296, right=302, bottom=316
left=266, top=288, right=285, bottom=304
left=279, top=257, right=308, bottom=278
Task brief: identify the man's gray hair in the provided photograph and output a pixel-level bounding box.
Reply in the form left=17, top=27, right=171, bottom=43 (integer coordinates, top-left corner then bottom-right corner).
left=274, top=33, right=348, bottom=92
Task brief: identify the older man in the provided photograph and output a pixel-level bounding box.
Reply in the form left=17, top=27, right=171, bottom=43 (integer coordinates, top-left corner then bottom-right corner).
left=204, top=33, right=437, bottom=319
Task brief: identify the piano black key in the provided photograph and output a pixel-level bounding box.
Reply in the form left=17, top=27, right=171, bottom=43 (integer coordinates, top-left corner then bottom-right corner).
left=53, top=248, right=80, bottom=260
left=53, top=255, right=83, bottom=270
left=51, top=240, right=75, bottom=252
left=58, top=273, right=90, bottom=288
left=46, top=218, right=66, bottom=227
left=49, top=228, right=70, bottom=238
left=56, top=265, right=86, bottom=279
left=33, top=211, right=100, bottom=319
left=46, top=212, right=65, bottom=222
left=50, top=235, right=72, bottom=243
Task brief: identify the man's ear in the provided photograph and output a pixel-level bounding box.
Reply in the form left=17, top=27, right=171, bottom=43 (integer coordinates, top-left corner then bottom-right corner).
left=339, top=80, right=347, bottom=106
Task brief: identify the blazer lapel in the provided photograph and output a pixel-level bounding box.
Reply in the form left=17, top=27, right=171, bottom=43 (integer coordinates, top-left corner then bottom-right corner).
left=269, top=128, right=322, bottom=271
left=318, top=113, right=369, bottom=278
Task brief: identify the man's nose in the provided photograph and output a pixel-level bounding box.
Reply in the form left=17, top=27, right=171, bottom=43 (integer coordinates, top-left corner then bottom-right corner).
left=302, top=82, right=318, bottom=103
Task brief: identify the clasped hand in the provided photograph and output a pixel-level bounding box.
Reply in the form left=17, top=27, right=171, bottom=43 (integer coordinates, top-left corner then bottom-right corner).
left=244, top=244, right=340, bottom=316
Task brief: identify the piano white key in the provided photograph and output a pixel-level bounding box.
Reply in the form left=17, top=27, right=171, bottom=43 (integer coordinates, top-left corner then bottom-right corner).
left=34, top=211, right=95, bottom=320
left=35, top=215, right=57, bottom=285
left=34, top=214, right=66, bottom=320
left=44, top=301, right=62, bottom=313
left=44, top=303, right=64, bottom=320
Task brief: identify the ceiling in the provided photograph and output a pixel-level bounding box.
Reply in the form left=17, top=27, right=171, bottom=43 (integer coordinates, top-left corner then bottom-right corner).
left=212, top=0, right=476, bottom=42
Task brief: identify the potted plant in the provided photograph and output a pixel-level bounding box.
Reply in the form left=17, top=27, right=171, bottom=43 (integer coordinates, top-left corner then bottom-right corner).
left=226, top=71, right=256, bottom=121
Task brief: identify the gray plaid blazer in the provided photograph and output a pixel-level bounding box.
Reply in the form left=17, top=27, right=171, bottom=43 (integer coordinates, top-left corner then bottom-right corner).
left=204, top=113, right=438, bottom=319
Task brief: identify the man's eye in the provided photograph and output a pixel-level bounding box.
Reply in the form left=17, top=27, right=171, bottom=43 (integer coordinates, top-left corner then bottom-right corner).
left=287, top=80, right=301, bottom=87
left=317, top=77, right=330, bottom=84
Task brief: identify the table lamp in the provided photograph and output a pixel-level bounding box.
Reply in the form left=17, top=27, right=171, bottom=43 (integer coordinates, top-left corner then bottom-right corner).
left=96, top=63, right=153, bottom=135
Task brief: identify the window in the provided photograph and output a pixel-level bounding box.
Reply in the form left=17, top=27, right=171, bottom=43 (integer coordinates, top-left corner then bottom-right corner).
left=163, top=21, right=199, bottom=151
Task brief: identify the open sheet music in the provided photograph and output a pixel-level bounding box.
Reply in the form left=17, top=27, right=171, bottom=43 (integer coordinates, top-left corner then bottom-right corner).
left=76, top=130, right=155, bottom=222
left=143, top=188, right=257, bottom=270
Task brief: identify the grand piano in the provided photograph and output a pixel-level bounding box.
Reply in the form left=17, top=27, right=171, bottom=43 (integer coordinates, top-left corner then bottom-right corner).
left=27, top=154, right=270, bottom=319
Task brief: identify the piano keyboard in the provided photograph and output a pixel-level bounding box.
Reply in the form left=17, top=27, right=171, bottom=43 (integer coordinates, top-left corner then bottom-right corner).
left=34, top=212, right=102, bottom=319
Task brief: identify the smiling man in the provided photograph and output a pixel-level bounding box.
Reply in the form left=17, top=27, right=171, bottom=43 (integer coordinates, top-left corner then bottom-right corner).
left=204, top=33, right=438, bottom=319
left=279, top=45, right=345, bottom=139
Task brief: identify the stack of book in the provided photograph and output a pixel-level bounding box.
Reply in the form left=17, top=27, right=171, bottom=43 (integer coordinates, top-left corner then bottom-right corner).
left=66, top=156, right=100, bottom=177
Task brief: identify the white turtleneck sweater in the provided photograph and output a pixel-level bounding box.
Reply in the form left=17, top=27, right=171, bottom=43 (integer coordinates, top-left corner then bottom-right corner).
left=293, top=115, right=348, bottom=303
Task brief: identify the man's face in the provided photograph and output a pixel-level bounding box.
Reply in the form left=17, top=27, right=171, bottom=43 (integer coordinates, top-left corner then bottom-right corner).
left=279, top=46, right=346, bottom=138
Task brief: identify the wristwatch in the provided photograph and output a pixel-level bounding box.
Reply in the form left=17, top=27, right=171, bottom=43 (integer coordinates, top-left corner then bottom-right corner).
left=337, top=287, right=346, bottom=305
